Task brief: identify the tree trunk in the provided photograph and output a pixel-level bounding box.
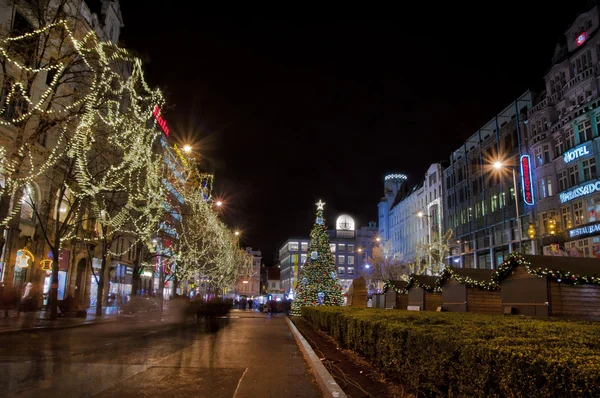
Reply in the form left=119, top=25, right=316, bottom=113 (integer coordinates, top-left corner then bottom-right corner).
left=49, top=245, right=60, bottom=320
left=95, top=233, right=107, bottom=317
left=131, top=245, right=143, bottom=296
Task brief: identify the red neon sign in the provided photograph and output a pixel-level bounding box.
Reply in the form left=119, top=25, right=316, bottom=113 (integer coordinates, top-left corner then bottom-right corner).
left=577, top=32, right=587, bottom=46
left=520, top=155, right=534, bottom=206
left=153, top=105, right=170, bottom=137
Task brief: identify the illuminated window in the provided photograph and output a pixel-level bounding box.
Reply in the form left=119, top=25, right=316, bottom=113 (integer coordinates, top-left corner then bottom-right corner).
left=338, top=255, right=345, bottom=264
left=338, top=244, right=345, bottom=252
left=330, top=244, right=336, bottom=253
left=300, top=242, right=308, bottom=252
left=288, top=242, right=299, bottom=251
left=347, top=267, right=354, bottom=276
left=347, top=256, right=355, bottom=265
left=300, top=254, right=307, bottom=264
left=347, top=244, right=354, bottom=253
left=558, top=171, right=568, bottom=192
left=574, top=202, right=585, bottom=226
left=338, top=267, right=344, bottom=275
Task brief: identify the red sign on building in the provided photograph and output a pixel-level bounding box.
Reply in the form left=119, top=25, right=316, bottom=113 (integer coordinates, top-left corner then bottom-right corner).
left=520, top=155, right=534, bottom=206
left=153, top=105, right=170, bottom=137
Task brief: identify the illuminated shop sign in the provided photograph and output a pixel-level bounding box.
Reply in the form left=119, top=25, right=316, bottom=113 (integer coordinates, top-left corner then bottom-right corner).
left=569, top=221, right=600, bottom=239
left=153, top=105, right=170, bottom=137
left=559, top=180, right=600, bottom=203
left=563, top=143, right=591, bottom=164
left=576, top=32, right=587, bottom=46
left=520, top=155, right=534, bottom=205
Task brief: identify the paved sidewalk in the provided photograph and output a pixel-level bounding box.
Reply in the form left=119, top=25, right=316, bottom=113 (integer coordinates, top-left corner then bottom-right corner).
left=0, top=307, right=117, bottom=334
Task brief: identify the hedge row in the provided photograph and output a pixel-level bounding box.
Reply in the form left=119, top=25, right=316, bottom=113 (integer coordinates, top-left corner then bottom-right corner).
left=302, top=307, right=600, bottom=397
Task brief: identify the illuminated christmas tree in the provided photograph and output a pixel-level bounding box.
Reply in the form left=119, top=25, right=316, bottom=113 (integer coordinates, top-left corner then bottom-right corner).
left=290, top=200, right=344, bottom=316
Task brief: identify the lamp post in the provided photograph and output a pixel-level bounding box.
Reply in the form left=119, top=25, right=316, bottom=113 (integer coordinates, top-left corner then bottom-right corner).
left=493, top=161, right=523, bottom=253
left=417, top=210, right=434, bottom=273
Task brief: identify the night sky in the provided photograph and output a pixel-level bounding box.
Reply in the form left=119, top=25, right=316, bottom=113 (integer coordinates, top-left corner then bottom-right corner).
left=118, top=3, right=589, bottom=263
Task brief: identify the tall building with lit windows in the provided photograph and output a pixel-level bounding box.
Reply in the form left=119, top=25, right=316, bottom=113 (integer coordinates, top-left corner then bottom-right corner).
left=443, top=92, right=534, bottom=269
left=378, top=164, right=443, bottom=267
left=528, top=3, right=600, bottom=257
left=278, top=216, right=377, bottom=297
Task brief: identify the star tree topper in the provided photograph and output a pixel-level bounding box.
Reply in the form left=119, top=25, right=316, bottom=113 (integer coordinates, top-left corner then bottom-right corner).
left=316, top=200, right=325, bottom=210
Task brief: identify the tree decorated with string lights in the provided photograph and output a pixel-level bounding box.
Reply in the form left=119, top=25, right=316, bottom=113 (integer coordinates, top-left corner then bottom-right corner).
left=290, top=200, right=344, bottom=316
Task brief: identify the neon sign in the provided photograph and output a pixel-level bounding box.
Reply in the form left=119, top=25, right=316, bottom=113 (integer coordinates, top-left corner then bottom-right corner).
left=569, top=221, right=600, bottom=238
left=563, top=143, right=591, bottom=164
left=520, top=155, right=534, bottom=205
left=153, top=105, right=170, bottom=137
left=560, top=180, right=600, bottom=203
left=576, top=32, right=587, bottom=46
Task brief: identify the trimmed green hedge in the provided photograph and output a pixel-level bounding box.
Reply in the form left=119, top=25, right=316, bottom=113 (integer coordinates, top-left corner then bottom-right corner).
left=302, top=307, right=600, bottom=397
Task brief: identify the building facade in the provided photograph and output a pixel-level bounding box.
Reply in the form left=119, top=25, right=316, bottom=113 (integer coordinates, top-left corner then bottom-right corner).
left=378, top=164, right=443, bottom=267
left=527, top=4, right=600, bottom=258
left=443, top=92, right=534, bottom=269
left=231, top=247, right=261, bottom=299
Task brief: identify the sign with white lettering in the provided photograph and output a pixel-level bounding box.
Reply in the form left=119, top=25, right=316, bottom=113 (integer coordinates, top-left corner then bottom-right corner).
left=569, top=221, right=600, bottom=239
left=407, top=305, right=421, bottom=311
left=577, top=32, right=587, bottom=46
left=560, top=180, right=600, bottom=203
left=520, top=155, right=535, bottom=206
left=563, top=143, right=591, bottom=164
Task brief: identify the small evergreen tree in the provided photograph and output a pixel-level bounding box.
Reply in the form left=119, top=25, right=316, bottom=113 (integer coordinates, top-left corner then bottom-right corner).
left=290, top=200, right=344, bottom=316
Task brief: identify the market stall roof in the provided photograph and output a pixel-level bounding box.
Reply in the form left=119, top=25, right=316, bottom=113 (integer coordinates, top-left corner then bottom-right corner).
left=524, top=255, right=600, bottom=276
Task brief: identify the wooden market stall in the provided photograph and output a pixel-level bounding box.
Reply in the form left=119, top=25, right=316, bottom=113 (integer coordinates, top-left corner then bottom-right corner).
left=407, top=275, right=442, bottom=311
left=440, top=267, right=502, bottom=313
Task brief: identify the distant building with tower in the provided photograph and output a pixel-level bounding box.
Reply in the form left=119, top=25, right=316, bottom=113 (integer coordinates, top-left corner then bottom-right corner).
left=378, top=165, right=443, bottom=265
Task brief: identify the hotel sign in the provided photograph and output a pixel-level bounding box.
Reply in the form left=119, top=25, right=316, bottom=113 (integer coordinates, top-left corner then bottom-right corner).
left=563, top=143, right=591, bottom=164
left=560, top=180, right=600, bottom=203
left=520, top=155, right=534, bottom=205
left=569, top=221, right=600, bottom=239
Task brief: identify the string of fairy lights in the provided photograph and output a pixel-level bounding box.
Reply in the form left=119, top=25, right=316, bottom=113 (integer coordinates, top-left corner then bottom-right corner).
left=1, top=18, right=249, bottom=287
left=384, top=253, right=600, bottom=294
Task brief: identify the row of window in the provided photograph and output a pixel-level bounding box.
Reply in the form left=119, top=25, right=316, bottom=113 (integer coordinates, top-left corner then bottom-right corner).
left=337, top=267, right=355, bottom=276
left=285, top=242, right=357, bottom=253
left=448, top=188, right=516, bottom=227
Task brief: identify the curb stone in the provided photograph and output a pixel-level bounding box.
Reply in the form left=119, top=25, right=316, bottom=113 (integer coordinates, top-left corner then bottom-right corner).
left=286, top=316, right=347, bottom=398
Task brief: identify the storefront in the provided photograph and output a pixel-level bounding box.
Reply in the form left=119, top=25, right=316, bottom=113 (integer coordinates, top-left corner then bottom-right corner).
left=109, top=263, right=133, bottom=305
left=42, top=249, right=69, bottom=305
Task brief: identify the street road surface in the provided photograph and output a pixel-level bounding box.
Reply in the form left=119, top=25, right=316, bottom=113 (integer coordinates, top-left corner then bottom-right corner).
left=0, top=311, right=321, bottom=397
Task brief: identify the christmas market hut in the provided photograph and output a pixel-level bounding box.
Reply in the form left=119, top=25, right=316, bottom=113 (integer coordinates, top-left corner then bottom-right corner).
left=439, top=267, right=501, bottom=314
left=407, top=275, right=442, bottom=311
left=384, top=280, right=409, bottom=309
left=496, top=254, right=600, bottom=320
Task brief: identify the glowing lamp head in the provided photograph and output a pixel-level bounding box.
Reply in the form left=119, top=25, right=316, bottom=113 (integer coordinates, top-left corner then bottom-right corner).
left=357, top=248, right=362, bottom=253
left=375, top=237, right=381, bottom=242
left=364, top=264, right=370, bottom=269
left=216, top=200, right=223, bottom=207
left=183, top=145, right=192, bottom=153
left=493, top=161, right=503, bottom=170
left=417, top=211, right=424, bottom=218
left=527, top=223, right=536, bottom=239
left=235, top=231, right=240, bottom=236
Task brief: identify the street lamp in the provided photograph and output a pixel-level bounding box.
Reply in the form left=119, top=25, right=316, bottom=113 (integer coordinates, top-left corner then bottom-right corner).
left=375, top=237, right=381, bottom=242
left=235, top=231, right=240, bottom=237
left=492, top=160, right=523, bottom=252
left=215, top=200, right=223, bottom=207
left=183, top=144, right=192, bottom=153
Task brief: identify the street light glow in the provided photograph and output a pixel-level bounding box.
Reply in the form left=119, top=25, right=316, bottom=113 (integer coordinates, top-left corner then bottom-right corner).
left=375, top=237, right=381, bottom=242
left=216, top=200, right=223, bottom=207
left=417, top=211, right=424, bottom=218
left=493, top=160, right=503, bottom=170
left=183, top=144, right=192, bottom=153
left=235, top=231, right=240, bottom=236
left=364, top=264, right=370, bottom=269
